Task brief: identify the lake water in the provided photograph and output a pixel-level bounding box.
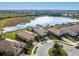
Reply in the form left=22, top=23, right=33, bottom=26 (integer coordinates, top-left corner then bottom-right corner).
left=3, top=16, right=79, bottom=33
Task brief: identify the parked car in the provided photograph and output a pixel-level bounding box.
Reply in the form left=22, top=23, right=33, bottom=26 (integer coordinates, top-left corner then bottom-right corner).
left=75, top=46, right=79, bottom=49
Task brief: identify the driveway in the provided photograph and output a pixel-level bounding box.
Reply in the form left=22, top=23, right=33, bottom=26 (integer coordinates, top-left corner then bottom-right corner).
left=60, top=43, right=79, bottom=56
left=35, top=40, right=54, bottom=56
left=61, top=37, right=74, bottom=45
left=61, top=37, right=79, bottom=56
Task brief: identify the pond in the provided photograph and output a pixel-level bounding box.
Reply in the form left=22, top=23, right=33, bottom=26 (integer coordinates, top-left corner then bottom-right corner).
left=3, top=16, right=79, bottom=33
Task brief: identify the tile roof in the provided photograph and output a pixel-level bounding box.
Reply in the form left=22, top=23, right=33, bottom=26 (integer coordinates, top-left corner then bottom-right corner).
left=0, top=39, right=23, bottom=54
left=34, top=27, right=48, bottom=36
left=60, top=25, right=79, bottom=34
left=48, top=28, right=62, bottom=35
left=17, top=31, right=37, bottom=40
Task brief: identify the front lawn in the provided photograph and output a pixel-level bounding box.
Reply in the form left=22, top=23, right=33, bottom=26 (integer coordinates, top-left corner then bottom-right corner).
left=64, top=34, right=78, bottom=42
left=48, top=48, right=55, bottom=56
left=48, top=35, right=62, bottom=42
left=48, top=47, right=68, bottom=56
left=27, top=45, right=34, bottom=55
left=59, top=48, right=68, bottom=56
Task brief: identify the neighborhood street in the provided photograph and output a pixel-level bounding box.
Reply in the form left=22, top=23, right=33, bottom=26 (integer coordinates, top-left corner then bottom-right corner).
left=33, top=39, right=79, bottom=56
left=35, top=40, right=54, bottom=56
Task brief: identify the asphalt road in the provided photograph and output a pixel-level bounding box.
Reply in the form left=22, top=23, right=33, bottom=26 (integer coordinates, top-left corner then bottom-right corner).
left=35, top=41, right=79, bottom=56
left=35, top=40, right=54, bottom=56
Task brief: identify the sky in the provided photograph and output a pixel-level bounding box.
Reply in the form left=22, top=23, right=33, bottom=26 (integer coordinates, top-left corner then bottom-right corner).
left=0, top=2, right=79, bottom=10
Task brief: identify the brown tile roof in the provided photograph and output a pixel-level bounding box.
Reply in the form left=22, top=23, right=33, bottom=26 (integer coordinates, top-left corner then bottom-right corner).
left=34, top=27, right=48, bottom=36
left=17, top=31, right=37, bottom=40
left=48, top=28, right=62, bottom=35
left=0, top=39, right=23, bottom=55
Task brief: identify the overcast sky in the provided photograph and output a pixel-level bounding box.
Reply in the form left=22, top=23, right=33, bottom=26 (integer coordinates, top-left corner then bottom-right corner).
left=0, top=2, right=79, bottom=10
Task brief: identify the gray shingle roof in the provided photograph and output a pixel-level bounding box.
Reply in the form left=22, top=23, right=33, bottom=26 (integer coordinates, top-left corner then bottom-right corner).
left=60, top=25, right=79, bottom=34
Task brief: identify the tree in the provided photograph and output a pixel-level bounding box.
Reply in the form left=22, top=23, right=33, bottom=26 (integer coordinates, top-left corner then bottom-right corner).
left=54, top=42, right=62, bottom=48
left=54, top=24, right=62, bottom=29
left=0, top=24, right=4, bottom=38
left=26, top=26, right=33, bottom=32
left=53, top=42, right=63, bottom=56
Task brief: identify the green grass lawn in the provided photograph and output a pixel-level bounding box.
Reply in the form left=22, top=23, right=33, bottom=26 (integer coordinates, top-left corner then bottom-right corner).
left=48, top=47, right=68, bottom=56
left=59, top=48, right=68, bottom=56
left=64, top=35, right=78, bottom=42
left=49, top=35, right=62, bottom=42
left=48, top=48, right=55, bottom=56
left=48, top=35, right=73, bottom=46
left=2, top=29, right=26, bottom=40
left=33, top=47, right=38, bottom=54
left=67, top=36, right=76, bottom=42
left=27, top=45, right=34, bottom=55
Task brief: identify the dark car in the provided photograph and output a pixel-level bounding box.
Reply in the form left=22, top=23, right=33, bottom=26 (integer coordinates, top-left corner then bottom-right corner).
left=75, top=46, right=79, bottom=49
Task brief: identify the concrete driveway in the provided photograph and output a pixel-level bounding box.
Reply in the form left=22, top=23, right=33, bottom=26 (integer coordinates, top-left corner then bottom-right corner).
left=61, top=37, right=75, bottom=45
left=60, top=43, right=79, bottom=56
left=35, top=40, right=54, bottom=56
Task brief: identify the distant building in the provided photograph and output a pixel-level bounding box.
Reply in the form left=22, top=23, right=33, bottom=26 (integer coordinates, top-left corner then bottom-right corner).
left=16, top=31, right=37, bottom=42
left=0, top=38, right=25, bottom=56
left=33, top=27, right=48, bottom=36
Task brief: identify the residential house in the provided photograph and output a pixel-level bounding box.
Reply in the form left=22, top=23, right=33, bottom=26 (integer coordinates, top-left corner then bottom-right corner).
left=33, top=27, right=48, bottom=36
left=0, top=38, right=25, bottom=56
left=60, top=25, right=79, bottom=37
left=48, top=28, right=63, bottom=37
left=16, top=30, right=37, bottom=42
